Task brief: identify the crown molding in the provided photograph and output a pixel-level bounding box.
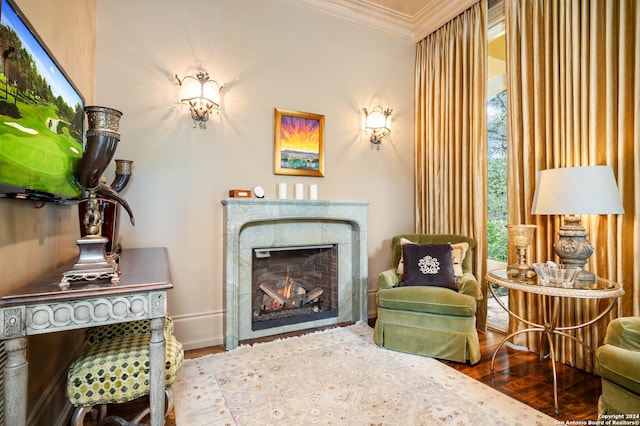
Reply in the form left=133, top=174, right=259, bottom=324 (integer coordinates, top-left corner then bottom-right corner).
left=290, top=0, right=414, bottom=41
left=413, top=0, right=478, bottom=42
left=291, top=0, right=479, bottom=44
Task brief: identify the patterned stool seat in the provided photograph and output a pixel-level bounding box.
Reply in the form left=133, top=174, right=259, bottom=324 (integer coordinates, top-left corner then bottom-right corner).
left=67, top=331, right=183, bottom=409
left=83, top=315, right=174, bottom=350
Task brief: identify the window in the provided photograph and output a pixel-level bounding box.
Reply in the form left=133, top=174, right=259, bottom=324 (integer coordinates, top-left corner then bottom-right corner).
left=487, top=0, right=508, bottom=331
left=487, top=89, right=507, bottom=263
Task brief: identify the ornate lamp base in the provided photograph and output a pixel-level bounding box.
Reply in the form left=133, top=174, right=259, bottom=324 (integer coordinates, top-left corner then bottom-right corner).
left=61, top=237, right=120, bottom=288
left=553, top=216, right=596, bottom=283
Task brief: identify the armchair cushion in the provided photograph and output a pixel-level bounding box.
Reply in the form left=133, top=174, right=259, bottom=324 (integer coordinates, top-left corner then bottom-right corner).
left=597, top=317, right=640, bottom=399
left=603, top=316, right=640, bottom=351
left=401, top=243, right=457, bottom=290
left=377, top=285, right=476, bottom=317
left=598, top=344, right=640, bottom=396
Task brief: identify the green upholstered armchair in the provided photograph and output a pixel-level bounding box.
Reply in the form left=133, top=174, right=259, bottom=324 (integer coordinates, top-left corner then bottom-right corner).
left=373, top=234, right=482, bottom=364
left=596, top=317, right=640, bottom=415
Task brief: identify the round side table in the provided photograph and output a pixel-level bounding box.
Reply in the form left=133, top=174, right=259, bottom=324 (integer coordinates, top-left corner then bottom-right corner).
left=486, top=269, right=624, bottom=413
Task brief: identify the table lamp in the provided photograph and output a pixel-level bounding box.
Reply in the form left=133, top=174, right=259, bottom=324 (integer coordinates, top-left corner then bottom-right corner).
left=530, top=166, right=624, bottom=283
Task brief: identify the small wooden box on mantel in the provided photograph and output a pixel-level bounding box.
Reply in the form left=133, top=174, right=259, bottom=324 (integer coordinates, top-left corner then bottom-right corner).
left=229, top=189, right=252, bottom=198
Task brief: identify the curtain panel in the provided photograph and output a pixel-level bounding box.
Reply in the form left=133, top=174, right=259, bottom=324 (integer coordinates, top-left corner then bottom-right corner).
left=415, top=1, right=488, bottom=330
left=505, top=0, right=639, bottom=372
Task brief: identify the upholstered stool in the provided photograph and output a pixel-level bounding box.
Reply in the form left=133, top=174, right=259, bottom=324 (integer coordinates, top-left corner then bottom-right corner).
left=67, top=331, right=183, bottom=425
left=83, top=315, right=174, bottom=350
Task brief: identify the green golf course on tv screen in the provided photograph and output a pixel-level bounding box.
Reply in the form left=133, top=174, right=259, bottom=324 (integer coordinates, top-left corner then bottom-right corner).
left=0, top=0, right=84, bottom=203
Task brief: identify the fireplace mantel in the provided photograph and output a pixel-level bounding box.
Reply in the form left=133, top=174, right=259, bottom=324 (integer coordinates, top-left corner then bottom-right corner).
left=222, top=199, right=368, bottom=349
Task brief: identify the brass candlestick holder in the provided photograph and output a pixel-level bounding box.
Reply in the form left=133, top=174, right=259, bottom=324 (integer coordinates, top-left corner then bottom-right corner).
left=507, top=224, right=537, bottom=281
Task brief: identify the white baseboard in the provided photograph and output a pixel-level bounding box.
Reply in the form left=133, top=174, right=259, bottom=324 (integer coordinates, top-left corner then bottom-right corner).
left=171, top=310, right=225, bottom=351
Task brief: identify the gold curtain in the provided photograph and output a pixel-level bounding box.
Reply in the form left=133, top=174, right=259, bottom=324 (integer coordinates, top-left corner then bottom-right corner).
left=415, top=1, right=488, bottom=330
left=506, top=0, right=640, bottom=372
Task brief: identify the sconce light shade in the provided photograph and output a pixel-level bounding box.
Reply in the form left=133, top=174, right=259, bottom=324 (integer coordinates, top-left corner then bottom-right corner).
left=362, top=106, right=392, bottom=148
left=175, top=70, right=223, bottom=129
left=531, top=165, right=624, bottom=282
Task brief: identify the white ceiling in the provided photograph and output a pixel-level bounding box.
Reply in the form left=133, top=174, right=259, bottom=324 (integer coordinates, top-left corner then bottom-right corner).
left=292, top=0, right=476, bottom=42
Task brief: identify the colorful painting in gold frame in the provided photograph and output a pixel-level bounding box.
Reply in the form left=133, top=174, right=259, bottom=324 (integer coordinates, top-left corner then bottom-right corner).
left=274, top=108, right=324, bottom=177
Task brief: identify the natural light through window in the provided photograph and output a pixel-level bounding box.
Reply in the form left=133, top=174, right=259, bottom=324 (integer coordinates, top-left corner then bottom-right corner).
left=487, top=5, right=508, bottom=331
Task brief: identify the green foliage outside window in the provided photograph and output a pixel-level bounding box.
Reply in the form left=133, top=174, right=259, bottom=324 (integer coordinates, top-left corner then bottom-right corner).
left=487, top=90, right=508, bottom=262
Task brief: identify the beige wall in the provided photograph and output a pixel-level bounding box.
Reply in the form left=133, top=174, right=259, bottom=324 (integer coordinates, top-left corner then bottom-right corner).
left=95, top=0, right=416, bottom=349
left=0, top=0, right=96, bottom=423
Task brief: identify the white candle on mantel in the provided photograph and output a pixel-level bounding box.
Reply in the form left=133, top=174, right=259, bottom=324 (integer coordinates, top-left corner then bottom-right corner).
left=278, top=183, right=287, bottom=199
left=295, top=183, right=304, bottom=199
left=309, top=184, right=318, bottom=200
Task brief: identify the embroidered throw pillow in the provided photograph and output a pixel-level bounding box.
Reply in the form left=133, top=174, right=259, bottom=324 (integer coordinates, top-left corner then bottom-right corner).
left=402, top=243, right=457, bottom=290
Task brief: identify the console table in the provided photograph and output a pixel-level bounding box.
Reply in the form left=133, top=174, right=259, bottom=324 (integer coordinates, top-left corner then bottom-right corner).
left=486, top=269, right=624, bottom=413
left=0, top=247, right=172, bottom=426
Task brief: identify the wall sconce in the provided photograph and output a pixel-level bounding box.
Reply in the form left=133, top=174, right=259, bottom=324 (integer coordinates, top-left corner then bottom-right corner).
left=362, top=106, right=392, bottom=149
left=175, top=70, right=223, bottom=129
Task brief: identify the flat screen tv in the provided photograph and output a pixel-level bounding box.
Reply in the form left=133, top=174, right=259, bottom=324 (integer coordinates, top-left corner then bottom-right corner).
left=0, top=0, right=84, bottom=203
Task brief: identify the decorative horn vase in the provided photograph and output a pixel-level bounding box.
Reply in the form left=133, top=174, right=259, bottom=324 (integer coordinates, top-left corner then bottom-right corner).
left=76, top=106, right=123, bottom=190
left=64, top=107, right=128, bottom=287
left=111, top=159, right=133, bottom=192
left=77, top=159, right=134, bottom=254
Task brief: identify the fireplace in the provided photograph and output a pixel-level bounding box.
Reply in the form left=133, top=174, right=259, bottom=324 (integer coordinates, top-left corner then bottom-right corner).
left=252, top=244, right=338, bottom=330
left=222, top=199, right=368, bottom=349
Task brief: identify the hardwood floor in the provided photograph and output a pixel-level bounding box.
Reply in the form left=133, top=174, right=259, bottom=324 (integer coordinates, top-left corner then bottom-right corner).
left=89, top=322, right=601, bottom=425
left=441, top=327, right=601, bottom=423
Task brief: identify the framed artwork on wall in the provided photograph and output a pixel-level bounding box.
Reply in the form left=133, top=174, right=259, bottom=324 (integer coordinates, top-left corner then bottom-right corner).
left=274, top=108, right=324, bottom=177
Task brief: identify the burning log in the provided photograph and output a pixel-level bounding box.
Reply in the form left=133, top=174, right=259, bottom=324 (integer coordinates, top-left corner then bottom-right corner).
left=257, top=267, right=325, bottom=318
left=304, top=287, right=323, bottom=303
left=259, top=283, right=287, bottom=305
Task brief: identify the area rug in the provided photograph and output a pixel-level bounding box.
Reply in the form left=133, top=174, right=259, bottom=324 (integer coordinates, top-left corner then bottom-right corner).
left=173, top=322, right=556, bottom=425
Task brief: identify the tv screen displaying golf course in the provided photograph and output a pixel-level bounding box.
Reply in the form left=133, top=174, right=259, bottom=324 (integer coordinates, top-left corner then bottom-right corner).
left=0, top=0, right=84, bottom=202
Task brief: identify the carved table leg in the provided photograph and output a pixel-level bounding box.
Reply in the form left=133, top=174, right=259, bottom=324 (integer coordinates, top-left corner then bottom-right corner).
left=4, top=337, right=28, bottom=426
left=149, top=317, right=166, bottom=426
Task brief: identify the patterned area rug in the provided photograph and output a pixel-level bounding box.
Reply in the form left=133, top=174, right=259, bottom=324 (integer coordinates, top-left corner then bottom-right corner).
left=173, top=322, right=556, bottom=425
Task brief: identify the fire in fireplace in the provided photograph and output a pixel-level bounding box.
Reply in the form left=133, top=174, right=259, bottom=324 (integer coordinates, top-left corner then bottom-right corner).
left=252, top=244, right=338, bottom=331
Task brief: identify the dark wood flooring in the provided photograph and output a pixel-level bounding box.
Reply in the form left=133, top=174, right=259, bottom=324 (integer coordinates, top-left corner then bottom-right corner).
left=86, top=321, right=600, bottom=425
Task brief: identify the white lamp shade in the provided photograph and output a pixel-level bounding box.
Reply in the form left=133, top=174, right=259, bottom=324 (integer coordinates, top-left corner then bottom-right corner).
left=201, top=80, right=221, bottom=106
left=531, top=166, right=624, bottom=215
left=179, top=76, right=202, bottom=101
left=179, top=74, right=221, bottom=106
left=365, top=110, right=386, bottom=129
left=364, top=106, right=391, bottom=131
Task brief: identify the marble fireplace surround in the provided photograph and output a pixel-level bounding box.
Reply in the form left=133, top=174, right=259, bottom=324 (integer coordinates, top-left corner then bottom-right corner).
left=222, top=199, right=368, bottom=350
